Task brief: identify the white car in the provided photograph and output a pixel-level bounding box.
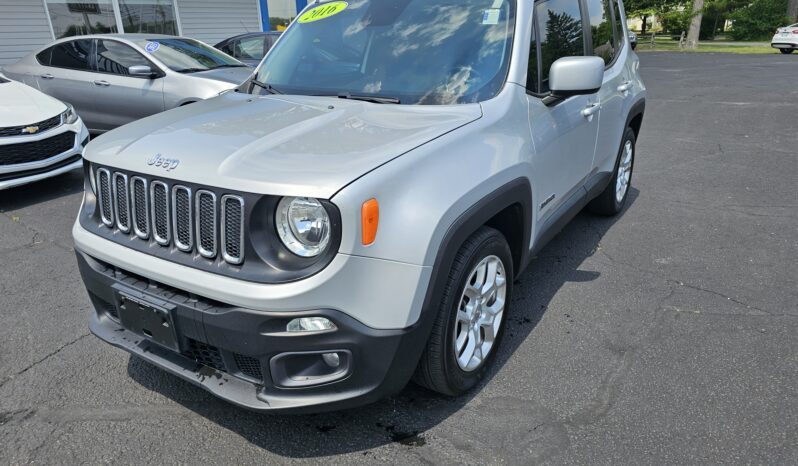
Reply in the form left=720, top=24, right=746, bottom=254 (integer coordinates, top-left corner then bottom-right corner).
left=771, top=24, right=798, bottom=54
left=0, top=75, right=89, bottom=190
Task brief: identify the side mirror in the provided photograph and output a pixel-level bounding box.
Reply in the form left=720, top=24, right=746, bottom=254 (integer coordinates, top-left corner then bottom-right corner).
left=129, top=65, right=157, bottom=78
left=544, top=56, right=604, bottom=105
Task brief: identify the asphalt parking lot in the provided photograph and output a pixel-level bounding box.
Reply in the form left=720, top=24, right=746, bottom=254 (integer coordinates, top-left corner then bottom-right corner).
left=1, top=52, right=796, bottom=464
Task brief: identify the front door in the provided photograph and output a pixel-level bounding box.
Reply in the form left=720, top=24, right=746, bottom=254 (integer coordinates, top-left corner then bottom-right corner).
left=90, top=39, right=165, bottom=131
left=526, top=0, right=599, bottom=224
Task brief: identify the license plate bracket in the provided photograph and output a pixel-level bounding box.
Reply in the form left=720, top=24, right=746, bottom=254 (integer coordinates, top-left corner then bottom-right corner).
left=115, top=290, right=179, bottom=352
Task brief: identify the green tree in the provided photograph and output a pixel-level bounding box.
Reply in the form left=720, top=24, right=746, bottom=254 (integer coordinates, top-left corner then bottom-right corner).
left=728, top=0, right=789, bottom=39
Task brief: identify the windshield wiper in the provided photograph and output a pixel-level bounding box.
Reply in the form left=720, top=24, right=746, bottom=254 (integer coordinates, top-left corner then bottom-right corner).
left=336, top=93, right=401, bottom=104
left=213, top=64, right=249, bottom=69
left=176, top=67, right=208, bottom=74
left=250, top=79, right=283, bottom=95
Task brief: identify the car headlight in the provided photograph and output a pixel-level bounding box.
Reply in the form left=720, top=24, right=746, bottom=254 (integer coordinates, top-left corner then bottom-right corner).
left=276, top=197, right=331, bottom=257
left=62, top=103, right=79, bottom=124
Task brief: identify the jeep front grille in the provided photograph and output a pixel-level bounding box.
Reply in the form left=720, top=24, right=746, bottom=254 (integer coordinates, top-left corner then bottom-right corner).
left=96, top=169, right=244, bottom=265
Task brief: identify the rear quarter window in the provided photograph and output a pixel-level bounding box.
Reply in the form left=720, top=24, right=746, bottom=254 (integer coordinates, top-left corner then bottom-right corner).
left=36, top=47, right=53, bottom=66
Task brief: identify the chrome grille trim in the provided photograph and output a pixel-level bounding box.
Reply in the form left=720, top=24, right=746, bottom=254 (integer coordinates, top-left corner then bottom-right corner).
left=172, top=185, right=193, bottom=252
left=130, top=176, right=150, bottom=240
left=195, top=190, right=217, bottom=259
left=150, top=181, right=170, bottom=246
left=221, top=195, right=245, bottom=265
left=97, top=168, right=114, bottom=227
left=112, top=172, right=131, bottom=233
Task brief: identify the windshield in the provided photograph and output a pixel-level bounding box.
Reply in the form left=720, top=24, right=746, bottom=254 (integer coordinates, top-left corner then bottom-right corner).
left=254, top=0, right=516, bottom=105
left=139, top=38, right=246, bottom=73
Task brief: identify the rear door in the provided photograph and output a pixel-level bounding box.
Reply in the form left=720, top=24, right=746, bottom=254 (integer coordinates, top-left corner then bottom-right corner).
left=37, top=40, right=96, bottom=125
left=588, top=0, right=632, bottom=171
left=91, top=39, right=165, bottom=131
left=526, top=0, right=600, bottom=224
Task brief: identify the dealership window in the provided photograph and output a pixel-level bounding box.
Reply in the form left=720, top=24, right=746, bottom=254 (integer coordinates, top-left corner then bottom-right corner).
left=45, top=0, right=119, bottom=39
left=267, top=0, right=297, bottom=31
left=118, top=0, right=178, bottom=35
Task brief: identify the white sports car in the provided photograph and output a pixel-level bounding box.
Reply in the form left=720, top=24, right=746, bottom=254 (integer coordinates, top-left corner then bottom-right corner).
left=771, top=24, right=798, bottom=54
left=0, top=74, right=89, bottom=190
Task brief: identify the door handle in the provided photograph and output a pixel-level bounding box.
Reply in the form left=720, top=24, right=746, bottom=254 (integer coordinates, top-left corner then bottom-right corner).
left=93, top=80, right=110, bottom=87
left=581, top=103, right=601, bottom=119
left=617, top=81, right=633, bottom=95
left=40, top=74, right=54, bottom=80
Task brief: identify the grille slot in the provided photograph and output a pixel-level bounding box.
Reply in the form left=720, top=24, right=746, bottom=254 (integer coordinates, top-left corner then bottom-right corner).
left=112, top=172, right=130, bottom=233
left=183, top=339, right=226, bottom=372
left=0, top=114, right=63, bottom=138
left=95, top=169, right=245, bottom=266
left=233, top=353, right=263, bottom=381
left=195, top=190, right=217, bottom=259
left=151, top=181, right=170, bottom=245
left=0, top=131, right=74, bottom=165
left=130, top=177, right=149, bottom=239
left=97, top=168, right=114, bottom=227
left=172, top=186, right=193, bottom=252
left=221, top=195, right=244, bottom=265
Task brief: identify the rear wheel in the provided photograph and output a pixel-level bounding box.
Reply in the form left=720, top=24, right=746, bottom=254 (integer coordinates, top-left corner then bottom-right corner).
left=587, top=126, right=636, bottom=216
left=779, top=48, right=795, bottom=54
left=414, top=227, right=513, bottom=396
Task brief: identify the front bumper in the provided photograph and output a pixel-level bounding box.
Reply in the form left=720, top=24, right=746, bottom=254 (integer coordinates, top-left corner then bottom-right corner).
left=77, top=250, right=429, bottom=413
left=0, top=121, right=89, bottom=190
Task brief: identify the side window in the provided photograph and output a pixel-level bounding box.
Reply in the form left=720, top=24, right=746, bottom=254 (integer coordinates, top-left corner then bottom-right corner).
left=612, top=0, right=626, bottom=52
left=236, top=36, right=266, bottom=60
left=50, top=40, right=93, bottom=71
left=586, top=0, right=616, bottom=65
left=36, top=47, right=53, bottom=66
left=527, top=18, right=539, bottom=93
left=534, top=0, right=586, bottom=93
left=96, top=40, right=150, bottom=76
left=218, top=42, right=236, bottom=56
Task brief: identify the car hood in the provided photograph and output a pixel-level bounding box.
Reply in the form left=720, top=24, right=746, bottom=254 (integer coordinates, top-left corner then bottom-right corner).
left=0, top=79, right=66, bottom=127
left=189, top=67, right=253, bottom=85
left=84, top=92, right=482, bottom=198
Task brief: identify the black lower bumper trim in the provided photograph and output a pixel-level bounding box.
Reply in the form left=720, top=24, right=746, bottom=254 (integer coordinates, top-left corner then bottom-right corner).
left=77, top=250, right=426, bottom=413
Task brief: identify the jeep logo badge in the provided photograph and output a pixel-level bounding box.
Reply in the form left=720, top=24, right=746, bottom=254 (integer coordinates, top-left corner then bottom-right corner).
left=147, top=154, right=180, bottom=172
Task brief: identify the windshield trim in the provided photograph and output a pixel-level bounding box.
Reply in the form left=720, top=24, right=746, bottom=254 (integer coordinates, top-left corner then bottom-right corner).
left=253, top=0, right=517, bottom=106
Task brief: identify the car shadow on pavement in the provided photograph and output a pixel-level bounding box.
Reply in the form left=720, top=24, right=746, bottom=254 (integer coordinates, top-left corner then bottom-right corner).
left=0, top=169, right=83, bottom=212
left=126, top=189, right=639, bottom=458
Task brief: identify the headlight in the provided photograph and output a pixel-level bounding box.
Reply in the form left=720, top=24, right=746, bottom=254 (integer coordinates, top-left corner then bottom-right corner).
left=62, top=103, right=79, bottom=124
left=276, top=197, right=331, bottom=257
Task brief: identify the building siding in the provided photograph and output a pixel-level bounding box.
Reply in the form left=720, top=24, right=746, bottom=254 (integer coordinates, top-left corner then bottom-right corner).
left=0, top=1, right=53, bottom=66
left=176, top=0, right=262, bottom=46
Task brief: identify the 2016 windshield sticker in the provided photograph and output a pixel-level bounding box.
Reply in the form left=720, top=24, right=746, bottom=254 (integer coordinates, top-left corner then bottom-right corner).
left=298, top=1, right=348, bottom=23
left=145, top=41, right=160, bottom=53
left=482, top=9, right=500, bottom=25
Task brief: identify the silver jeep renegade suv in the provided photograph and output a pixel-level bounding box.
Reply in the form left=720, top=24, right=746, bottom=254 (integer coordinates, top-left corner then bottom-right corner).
left=74, top=0, right=645, bottom=413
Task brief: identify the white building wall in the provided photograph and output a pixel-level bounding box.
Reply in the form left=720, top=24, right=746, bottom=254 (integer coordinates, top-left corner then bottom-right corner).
left=176, top=0, right=262, bottom=46
left=0, top=1, right=53, bottom=66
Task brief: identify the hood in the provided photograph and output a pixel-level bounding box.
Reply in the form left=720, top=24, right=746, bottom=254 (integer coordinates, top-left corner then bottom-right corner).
left=0, top=79, right=66, bottom=127
left=190, top=67, right=253, bottom=85
left=84, top=93, right=482, bottom=199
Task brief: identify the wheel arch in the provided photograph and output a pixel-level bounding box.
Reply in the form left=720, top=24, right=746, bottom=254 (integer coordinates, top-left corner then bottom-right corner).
left=626, top=98, right=646, bottom=139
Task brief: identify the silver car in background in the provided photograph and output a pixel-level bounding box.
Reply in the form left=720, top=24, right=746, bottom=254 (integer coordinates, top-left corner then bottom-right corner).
left=2, top=34, right=253, bottom=133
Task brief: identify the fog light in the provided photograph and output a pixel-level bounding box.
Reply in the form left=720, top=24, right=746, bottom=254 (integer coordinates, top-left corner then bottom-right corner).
left=286, top=317, right=336, bottom=333
left=322, top=352, right=340, bottom=368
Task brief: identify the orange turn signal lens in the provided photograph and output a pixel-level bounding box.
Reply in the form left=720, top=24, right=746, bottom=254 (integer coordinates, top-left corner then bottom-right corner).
left=361, top=199, right=379, bottom=246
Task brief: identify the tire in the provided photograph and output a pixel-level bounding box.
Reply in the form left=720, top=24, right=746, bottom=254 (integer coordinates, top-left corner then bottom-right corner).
left=587, top=126, right=636, bottom=216
left=414, top=226, right=514, bottom=396
left=779, top=49, right=794, bottom=54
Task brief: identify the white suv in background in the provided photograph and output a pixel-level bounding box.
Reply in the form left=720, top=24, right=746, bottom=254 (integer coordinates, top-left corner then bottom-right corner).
left=0, top=75, right=89, bottom=190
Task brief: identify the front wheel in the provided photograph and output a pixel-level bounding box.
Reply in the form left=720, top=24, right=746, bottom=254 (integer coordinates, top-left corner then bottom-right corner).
left=587, top=126, right=636, bottom=216
left=414, top=227, right=513, bottom=396
left=779, top=48, right=795, bottom=54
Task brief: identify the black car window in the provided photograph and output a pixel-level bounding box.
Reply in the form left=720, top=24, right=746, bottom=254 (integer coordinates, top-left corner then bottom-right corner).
left=50, top=40, right=93, bottom=71
left=533, top=0, right=586, bottom=93
left=36, top=47, right=53, bottom=66
left=96, top=39, right=151, bottom=75
left=235, top=36, right=266, bottom=60
left=218, top=41, right=236, bottom=56
left=586, top=0, right=616, bottom=65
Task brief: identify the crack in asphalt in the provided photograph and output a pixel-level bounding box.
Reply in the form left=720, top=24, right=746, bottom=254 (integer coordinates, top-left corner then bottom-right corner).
left=0, top=211, right=75, bottom=254
left=0, top=333, right=91, bottom=390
